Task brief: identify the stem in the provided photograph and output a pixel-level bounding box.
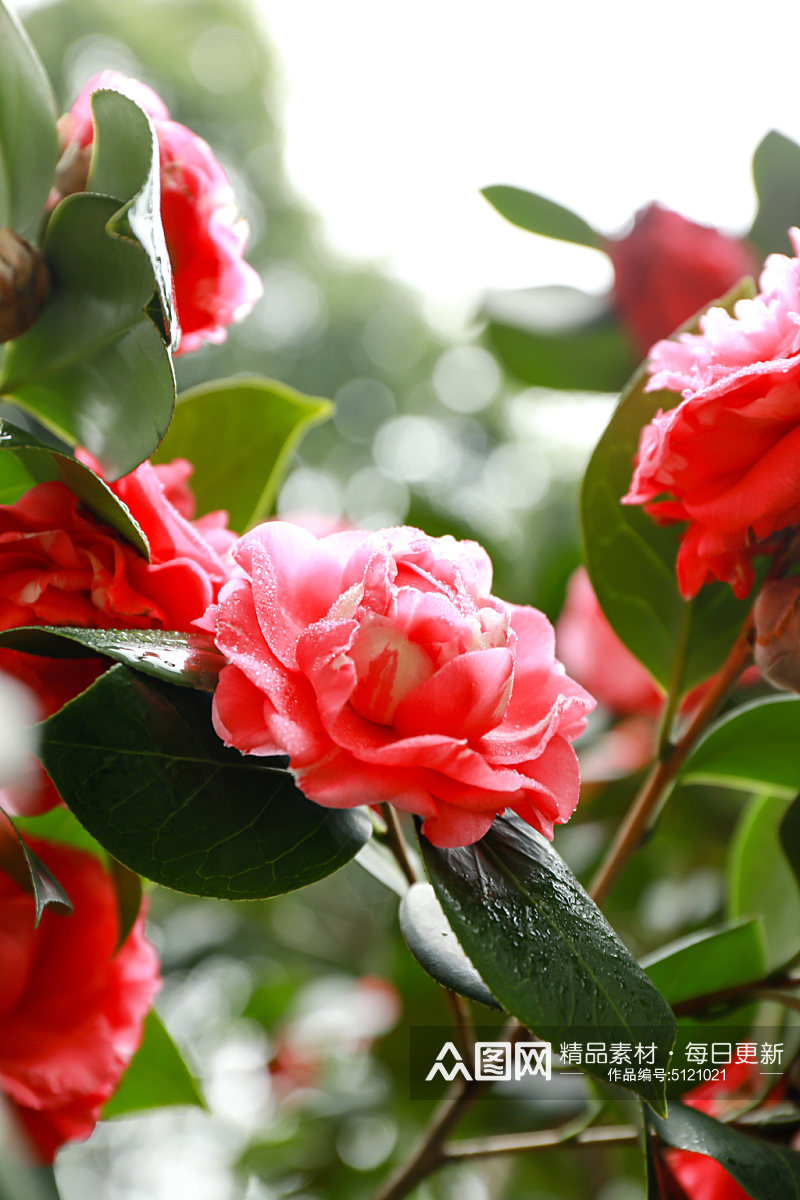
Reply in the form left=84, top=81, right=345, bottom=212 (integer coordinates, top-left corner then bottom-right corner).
left=589, top=613, right=754, bottom=906
left=380, top=804, right=417, bottom=886
left=443, top=1123, right=639, bottom=1161
left=442, top=988, right=475, bottom=1061
left=656, top=602, right=693, bottom=756
left=672, top=973, right=800, bottom=1017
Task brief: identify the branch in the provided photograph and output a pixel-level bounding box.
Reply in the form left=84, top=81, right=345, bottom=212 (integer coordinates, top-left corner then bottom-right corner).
left=443, top=1123, right=639, bottom=1161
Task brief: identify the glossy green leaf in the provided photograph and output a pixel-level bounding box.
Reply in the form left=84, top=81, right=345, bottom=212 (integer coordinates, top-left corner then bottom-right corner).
left=652, top=1101, right=800, bottom=1199
left=482, top=185, right=601, bottom=249
left=103, top=1010, right=205, bottom=1118
left=581, top=279, right=756, bottom=693
left=418, top=813, right=676, bottom=1113
left=0, top=192, right=174, bottom=480
left=0, top=419, right=150, bottom=557
left=108, top=857, right=143, bottom=953
left=354, top=838, right=411, bottom=898
left=0, top=626, right=224, bottom=692
left=0, top=1, right=58, bottom=236
left=0, top=806, right=72, bottom=924
left=680, top=696, right=800, bottom=798
left=87, top=90, right=177, bottom=346
left=728, top=792, right=800, bottom=971
left=640, top=919, right=766, bottom=1006
left=152, top=377, right=334, bottom=532
left=749, top=130, right=800, bottom=258
left=38, top=664, right=372, bottom=899
left=779, top=792, right=800, bottom=892
left=483, top=286, right=635, bottom=392
left=399, top=881, right=499, bottom=1008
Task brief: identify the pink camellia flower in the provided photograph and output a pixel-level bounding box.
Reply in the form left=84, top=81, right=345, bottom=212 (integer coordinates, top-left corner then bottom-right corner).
left=623, top=228, right=800, bottom=599
left=200, top=522, right=595, bottom=848
left=607, top=203, right=757, bottom=357
left=0, top=836, right=160, bottom=1163
left=57, top=69, right=262, bottom=354
left=0, top=457, right=236, bottom=814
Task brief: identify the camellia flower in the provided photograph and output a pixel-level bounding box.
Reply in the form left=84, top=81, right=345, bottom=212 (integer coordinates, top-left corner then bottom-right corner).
left=0, top=457, right=236, bottom=813
left=200, top=522, right=594, bottom=847
left=623, top=228, right=800, bottom=599
left=607, top=203, right=757, bottom=356
left=56, top=70, right=263, bottom=354
left=662, top=1060, right=763, bottom=1200
left=0, top=836, right=160, bottom=1163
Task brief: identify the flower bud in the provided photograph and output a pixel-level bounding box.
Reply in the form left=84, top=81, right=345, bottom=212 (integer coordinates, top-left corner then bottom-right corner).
left=753, top=578, right=800, bottom=692
left=0, top=229, right=49, bottom=342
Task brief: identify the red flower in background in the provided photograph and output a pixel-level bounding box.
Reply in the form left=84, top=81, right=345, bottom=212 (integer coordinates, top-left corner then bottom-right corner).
left=57, top=70, right=263, bottom=354
left=202, top=522, right=594, bottom=848
left=0, top=457, right=236, bottom=814
left=624, top=228, right=800, bottom=598
left=0, top=837, right=160, bottom=1163
left=607, top=203, right=757, bottom=356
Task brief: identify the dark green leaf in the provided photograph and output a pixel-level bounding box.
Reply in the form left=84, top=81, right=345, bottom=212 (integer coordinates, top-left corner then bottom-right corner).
left=652, top=1101, right=800, bottom=1199
left=484, top=286, right=635, bottom=392
left=399, top=881, right=499, bottom=1008
left=0, top=419, right=150, bottom=557
left=108, top=857, right=143, bottom=953
left=87, top=90, right=177, bottom=346
left=38, top=664, right=372, bottom=899
left=749, top=130, right=800, bottom=258
left=0, top=1, right=58, bottom=236
left=728, top=792, right=800, bottom=971
left=481, top=186, right=601, bottom=249
left=581, top=279, right=756, bottom=693
left=640, top=919, right=766, bottom=1006
left=103, top=1010, right=205, bottom=1118
left=780, top=792, right=800, bottom=892
left=0, top=626, right=224, bottom=692
left=680, top=696, right=800, bottom=799
left=418, top=812, right=676, bottom=1113
left=152, top=377, right=334, bottom=532
left=0, top=806, right=72, bottom=924
left=0, top=192, right=175, bottom=480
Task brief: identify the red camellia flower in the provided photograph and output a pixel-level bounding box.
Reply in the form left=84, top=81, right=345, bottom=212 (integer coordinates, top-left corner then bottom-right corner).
left=623, top=228, right=800, bottom=599
left=0, top=457, right=236, bottom=813
left=201, top=522, right=595, bottom=847
left=607, top=203, right=757, bottom=356
left=57, top=70, right=262, bottom=354
left=0, top=837, right=160, bottom=1163
left=662, top=1060, right=763, bottom=1200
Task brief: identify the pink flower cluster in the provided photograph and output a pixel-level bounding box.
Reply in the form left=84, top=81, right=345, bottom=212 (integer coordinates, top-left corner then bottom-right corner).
left=625, top=228, right=800, bottom=597
left=201, top=521, right=594, bottom=848
left=57, top=70, right=262, bottom=354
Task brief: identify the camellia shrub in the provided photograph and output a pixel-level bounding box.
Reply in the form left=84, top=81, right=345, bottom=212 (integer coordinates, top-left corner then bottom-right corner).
left=2, top=2, right=800, bottom=1197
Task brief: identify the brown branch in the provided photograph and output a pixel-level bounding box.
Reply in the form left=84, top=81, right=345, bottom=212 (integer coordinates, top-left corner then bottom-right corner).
left=443, top=1123, right=639, bottom=1161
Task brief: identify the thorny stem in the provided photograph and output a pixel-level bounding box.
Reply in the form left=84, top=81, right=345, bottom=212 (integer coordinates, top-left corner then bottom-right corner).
left=589, top=612, right=755, bottom=906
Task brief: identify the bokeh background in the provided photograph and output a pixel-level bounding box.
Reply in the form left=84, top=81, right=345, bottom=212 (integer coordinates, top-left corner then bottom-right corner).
left=10, top=0, right=800, bottom=1196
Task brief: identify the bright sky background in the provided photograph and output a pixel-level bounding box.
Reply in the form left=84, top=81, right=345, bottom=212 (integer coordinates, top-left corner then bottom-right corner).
left=259, top=0, right=800, bottom=330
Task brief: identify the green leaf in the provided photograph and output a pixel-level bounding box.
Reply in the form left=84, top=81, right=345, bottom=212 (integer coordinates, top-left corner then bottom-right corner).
left=680, top=696, right=800, bottom=799
left=38, top=664, right=372, bottom=899
left=102, top=1010, right=205, bottom=1118
left=0, top=1, right=58, bottom=236
left=652, top=1101, right=800, bottom=1199
left=483, top=286, right=636, bottom=392
left=0, top=806, right=72, bottom=924
left=108, top=857, right=143, bottom=953
left=779, top=792, right=800, bottom=892
left=399, top=881, right=500, bottom=1008
left=581, top=279, right=756, bottom=693
left=152, top=377, right=334, bottom=532
left=14, top=803, right=106, bottom=861
left=354, top=838, right=411, bottom=897
left=0, top=192, right=175, bottom=480
left=749, top=130, right=800, bottom=258
left=640, top=919, right=766, bottom=1006
left=418, top=812, right=676, bottom=1113
left=87, top=90, right=177, bottom=346
left=481, top=185, right=601, bottom=249
left=0, top=626, right=224, bottom=692
left=0, top=419, right=150, bottom=557
left=728, top=792, right=800, bottom=971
